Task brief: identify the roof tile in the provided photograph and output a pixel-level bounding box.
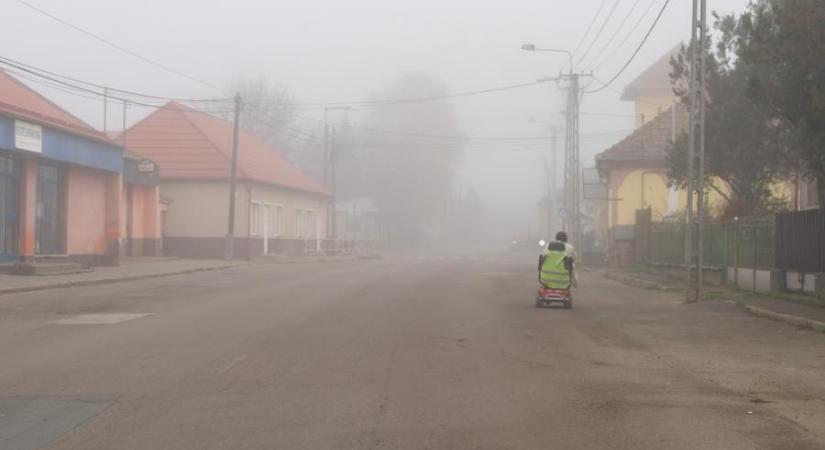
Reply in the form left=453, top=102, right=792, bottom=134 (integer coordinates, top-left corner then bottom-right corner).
left=596, top=103, right=688, bottom=163
left=124, top=102, right=329, bottom=196
left=0, top=69, right=110, bottom=142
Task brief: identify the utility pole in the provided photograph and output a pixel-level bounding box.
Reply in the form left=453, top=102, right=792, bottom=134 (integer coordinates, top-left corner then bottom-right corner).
left=322, top=106, right=353, bottom=241
left=224, top=93, right=242, bottom=260
left=546, top=127, right=560, bottom=236
left=323, top=110, right=330, bottom=238
left=685, top=0, right=707, bottom=302
left=521, top=44, right=589, bottom=248
left=330, top=127, right=338, bottom=239
left=564, top=73, right=583, bottom=247
left=102, top=87, right=108, bottom=134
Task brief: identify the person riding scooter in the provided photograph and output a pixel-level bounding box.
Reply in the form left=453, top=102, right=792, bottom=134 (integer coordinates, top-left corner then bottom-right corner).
left=538, top=231, right=577, bottom=289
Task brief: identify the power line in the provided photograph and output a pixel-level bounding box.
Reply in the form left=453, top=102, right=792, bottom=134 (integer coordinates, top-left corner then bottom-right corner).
left=0, top=59, right=169, bottom=108
left=293, top=115, right=561, bottom=142
left=575, top=0, right=622, bottom=69
left=581, top=0, right=643, bottom=71
left=588, top=0, right=660, bottom=72
left=14, top=0, right=224, bottom=93
left=585, top=0, right=671, bottom=94
left=0, top=55, right=230, bottom=103
left=571, top=0, right=608, bottom=61
left=248, top=80, right=546, bottom=108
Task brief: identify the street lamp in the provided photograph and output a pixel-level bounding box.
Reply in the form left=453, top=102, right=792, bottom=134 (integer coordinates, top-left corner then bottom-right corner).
left=520, top=43, right=573, bottom=74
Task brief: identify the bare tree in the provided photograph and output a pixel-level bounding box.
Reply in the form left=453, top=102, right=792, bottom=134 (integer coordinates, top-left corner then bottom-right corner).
left=361, top=72, right=464, bottom=243
left=223, top=76, right=299, bottom=155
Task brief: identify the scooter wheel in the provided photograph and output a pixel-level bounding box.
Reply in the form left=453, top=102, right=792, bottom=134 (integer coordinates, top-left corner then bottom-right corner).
left=564, top=300, right=573, bottom=309
left=535, top=298, right=543, bottom=308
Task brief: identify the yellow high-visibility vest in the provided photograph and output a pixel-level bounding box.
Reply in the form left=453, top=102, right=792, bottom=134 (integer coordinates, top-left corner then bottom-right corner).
left=540, top=248, right=571, bottom=289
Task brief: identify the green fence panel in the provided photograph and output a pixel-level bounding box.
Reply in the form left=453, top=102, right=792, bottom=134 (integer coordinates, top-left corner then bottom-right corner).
left=647, top=219, right=775, bottom=270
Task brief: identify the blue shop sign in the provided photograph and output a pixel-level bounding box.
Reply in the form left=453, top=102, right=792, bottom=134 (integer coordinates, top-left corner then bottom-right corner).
left=0, top=114, right=122, bottom=173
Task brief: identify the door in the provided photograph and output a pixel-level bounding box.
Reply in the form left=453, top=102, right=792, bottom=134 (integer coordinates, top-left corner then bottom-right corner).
left=0, top=154, right=19, bottom=261
left=263, top=204, right=271, bottom=254
left=35, top=163, right=64, bottom=255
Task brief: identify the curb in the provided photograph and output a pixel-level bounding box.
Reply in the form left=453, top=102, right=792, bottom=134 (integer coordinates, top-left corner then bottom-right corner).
left=739, top=303, right=825, bottom=334
left=0, top=264, right=241, bottom=296
left=604, top=271, right=680, bottom=292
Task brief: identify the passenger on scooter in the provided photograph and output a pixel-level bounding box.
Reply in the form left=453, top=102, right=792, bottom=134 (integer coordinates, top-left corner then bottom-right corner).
left=538, top=231, right=577, bottom=289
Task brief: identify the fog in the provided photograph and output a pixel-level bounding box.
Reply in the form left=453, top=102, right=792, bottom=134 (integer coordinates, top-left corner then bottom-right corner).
left=2, top=0, right=752, bottom=249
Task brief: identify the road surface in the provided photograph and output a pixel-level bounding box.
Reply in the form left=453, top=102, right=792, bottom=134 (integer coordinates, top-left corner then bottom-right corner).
left=0, top=252, right=823, bottom=449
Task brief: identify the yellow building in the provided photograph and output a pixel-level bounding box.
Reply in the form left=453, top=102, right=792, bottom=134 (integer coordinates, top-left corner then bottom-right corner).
left=621, top=44, right=683, bottom=129
left=596, top=104, right=689, bottom=227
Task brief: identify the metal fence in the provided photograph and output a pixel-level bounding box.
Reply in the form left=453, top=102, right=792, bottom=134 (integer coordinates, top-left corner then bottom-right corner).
left=776, top=209, right=825, bottom=272
left=650, top=217, right=775, bottom=270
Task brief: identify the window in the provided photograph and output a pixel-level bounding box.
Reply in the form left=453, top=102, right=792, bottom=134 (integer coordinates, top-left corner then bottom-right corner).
left=296, top=210, right=304, bottom=238
left=251, top=202, right=263, bottom=237
left=306, top=211, right=315, bottom=238
left=273, top=206, right=283, bottom=236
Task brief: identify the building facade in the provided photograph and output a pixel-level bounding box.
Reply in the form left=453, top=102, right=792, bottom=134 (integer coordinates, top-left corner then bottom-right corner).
left=0, top=69, right=161, bottom=267
left=124, top=102, right=330, bottom=258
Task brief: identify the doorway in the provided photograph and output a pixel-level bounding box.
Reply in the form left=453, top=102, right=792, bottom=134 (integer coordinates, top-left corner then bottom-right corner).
left=35, top=163, right=65, bottom=255
left=0, top=153, right=19, bottom=261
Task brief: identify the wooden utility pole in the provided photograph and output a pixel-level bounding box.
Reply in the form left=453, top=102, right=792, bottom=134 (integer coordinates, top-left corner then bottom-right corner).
left=224, top=93, right=242, bottom=260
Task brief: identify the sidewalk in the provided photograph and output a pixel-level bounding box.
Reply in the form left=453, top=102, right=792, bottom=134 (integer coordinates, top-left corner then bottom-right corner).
left=0, top=258, right=249, bottom=296
left=732, top=295, right=825, bottom=333
left=604, top=268, right=825, bottom=334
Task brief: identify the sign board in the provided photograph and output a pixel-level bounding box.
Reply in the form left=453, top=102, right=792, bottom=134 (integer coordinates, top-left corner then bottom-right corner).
left=583, top=184, right=609, bottom=200
left=582, top=168, right=602, bottom=184
left=137, top=160, right=156, bottom=173
left=582, top=167, right=608, bottom=200
left=14, top=120, right=42, bottom=153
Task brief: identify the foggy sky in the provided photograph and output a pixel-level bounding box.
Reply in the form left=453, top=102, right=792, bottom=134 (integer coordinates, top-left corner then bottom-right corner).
left=2, top=0, right=752, bottom=239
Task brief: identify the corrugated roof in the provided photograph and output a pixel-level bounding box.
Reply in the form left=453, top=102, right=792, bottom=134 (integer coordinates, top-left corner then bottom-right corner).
left=596, top=103, right=688, bottom=164
left=0, top=69, right=113, bottom=143
left=124, top=102, right=329, bottom=196
left=621, top=44, right=682, bottom=101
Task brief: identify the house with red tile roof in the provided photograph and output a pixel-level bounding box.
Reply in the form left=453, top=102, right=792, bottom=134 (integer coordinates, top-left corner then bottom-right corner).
left=123, top=102, right=331, bottom=258
left=0, top=69, right=161, bottom=267
left=596, top=103, right=689, bottom=230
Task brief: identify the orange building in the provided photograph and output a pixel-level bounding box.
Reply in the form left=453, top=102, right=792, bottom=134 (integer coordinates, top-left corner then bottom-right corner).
left=0, top=69, right=160, bottom=268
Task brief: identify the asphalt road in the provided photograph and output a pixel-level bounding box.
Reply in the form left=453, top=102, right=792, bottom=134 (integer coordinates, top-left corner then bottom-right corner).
left=0, top=252, right=824, bottom=450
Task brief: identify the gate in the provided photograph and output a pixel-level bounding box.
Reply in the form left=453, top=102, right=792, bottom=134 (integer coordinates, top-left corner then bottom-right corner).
left=776, top=209, right=824, bottom=272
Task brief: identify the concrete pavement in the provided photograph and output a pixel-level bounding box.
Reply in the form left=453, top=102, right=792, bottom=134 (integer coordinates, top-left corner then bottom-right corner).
left=0, top=252, right=823, bottom=449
